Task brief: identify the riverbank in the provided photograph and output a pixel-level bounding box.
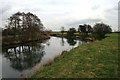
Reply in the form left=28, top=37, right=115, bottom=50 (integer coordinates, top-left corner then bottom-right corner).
left=2, top=35, right=50, bottom=47
left=50, top=32, right=93, bottom=41
left=31, top=33, right=119, bottom=78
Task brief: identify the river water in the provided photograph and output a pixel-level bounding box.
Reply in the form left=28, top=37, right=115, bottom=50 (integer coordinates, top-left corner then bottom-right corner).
left=1, top=37, right=87, bottom=78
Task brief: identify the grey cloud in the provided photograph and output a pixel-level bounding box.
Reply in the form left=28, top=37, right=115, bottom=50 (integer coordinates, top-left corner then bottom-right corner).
left=0, top=3, right=12, bottom=15
left=91, top=5, right=100, bottom=10
left=34, top=0, right=74, bottom=6
left=0, top=3, right=14, bottom=27
left=0, top=2, right=13, bottom=21
left=67, top=18, right=102, bottom=26
left=104, top=6, right=118, bottom=31
left=104, top=6, right=117, bottom=14
left=104, top=6, right=117, bottom=20
left=23, top=7, right=46, bottom=13
left=114, top=6, right=118, bottom=11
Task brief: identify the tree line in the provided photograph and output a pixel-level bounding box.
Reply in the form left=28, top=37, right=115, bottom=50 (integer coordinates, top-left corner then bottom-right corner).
left=61, top=23, right=112, bottom=40
left=2, top=12, right=112, bottom=43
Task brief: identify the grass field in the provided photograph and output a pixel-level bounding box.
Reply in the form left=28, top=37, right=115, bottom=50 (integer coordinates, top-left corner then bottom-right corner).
left=31, top=33, right=119, bottom=78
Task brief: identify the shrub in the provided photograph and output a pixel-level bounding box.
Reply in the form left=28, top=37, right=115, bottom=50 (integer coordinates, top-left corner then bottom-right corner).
left=92, top=23, right=112, bottom=40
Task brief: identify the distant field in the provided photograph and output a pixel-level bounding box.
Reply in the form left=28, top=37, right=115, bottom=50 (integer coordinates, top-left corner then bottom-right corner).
left=50, top=32, right=91, bottom=36
left=32, top=33, right=119, bottom=78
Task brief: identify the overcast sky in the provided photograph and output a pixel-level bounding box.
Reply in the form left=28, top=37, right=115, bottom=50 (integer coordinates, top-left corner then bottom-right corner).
left=0, top=0, right=119, bottom=31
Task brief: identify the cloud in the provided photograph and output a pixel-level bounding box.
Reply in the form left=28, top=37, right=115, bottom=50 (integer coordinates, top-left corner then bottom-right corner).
left=91, top=5, right=100, bottom=10
left=0, top=4, right=11, bottom=15
left=104, top=6, right=117, bottom=14
left=103, top=6, right=118, bottom=31
left=67, top=18, right=102, bottom=26
left=0, top=0, right=119, bottom=31
left=0, top=3, right=12, bottom=18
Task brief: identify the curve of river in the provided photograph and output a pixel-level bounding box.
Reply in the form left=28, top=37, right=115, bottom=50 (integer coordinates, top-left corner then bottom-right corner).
left=1, top=37, right=88, bottom=78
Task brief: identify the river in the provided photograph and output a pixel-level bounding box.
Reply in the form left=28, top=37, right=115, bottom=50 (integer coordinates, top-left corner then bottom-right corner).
left=1, top=37, right=87, bottom=78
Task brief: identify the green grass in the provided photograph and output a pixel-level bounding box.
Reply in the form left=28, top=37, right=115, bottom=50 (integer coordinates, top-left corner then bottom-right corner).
left=7, top=35, right=20, bottom=37
left=51, top=32, right=80, bottom=35
left=50, top=32, right=92, bottom=40
left=31, top=33, right=119, bottom=78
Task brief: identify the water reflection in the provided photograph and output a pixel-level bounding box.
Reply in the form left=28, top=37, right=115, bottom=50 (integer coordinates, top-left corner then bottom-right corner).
left=46, top=41, right=50, bottom=46
left=61, top=37, right=65, bottom=46
left=2, top=37, right=88, bottom=78
left=67, top=38, right=77, bottom=46
left=2, top=42, right=45, bottom=71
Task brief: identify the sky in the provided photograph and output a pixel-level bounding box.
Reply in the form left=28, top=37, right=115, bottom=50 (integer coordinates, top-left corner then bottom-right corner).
left=0, top=0, right=119, bottom=31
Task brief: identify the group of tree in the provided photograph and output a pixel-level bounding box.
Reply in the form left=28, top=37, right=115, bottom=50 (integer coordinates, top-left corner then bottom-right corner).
left=2, top=12, right=45, bottom=42
left=2, top=11, right=112, bottom=43
left=65, top=23, right=112, bottom=40
left=78, top=24, right=92, bottom=33
left=66, top=28, right=76, bottom=38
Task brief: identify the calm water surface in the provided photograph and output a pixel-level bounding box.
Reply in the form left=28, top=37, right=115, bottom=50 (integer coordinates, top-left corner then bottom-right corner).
left=2, top=37, right=87, bottom=78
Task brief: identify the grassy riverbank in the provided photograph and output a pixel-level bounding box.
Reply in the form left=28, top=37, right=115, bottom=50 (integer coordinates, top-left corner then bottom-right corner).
left=32, top=33, right=119, bottom=78
left=50, top=32, right=93, bottom=41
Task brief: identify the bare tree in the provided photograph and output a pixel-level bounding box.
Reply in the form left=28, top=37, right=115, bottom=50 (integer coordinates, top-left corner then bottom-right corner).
left=4, top=12, right=44, bottom=42
left=61, top=26, right=65, bottom=35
